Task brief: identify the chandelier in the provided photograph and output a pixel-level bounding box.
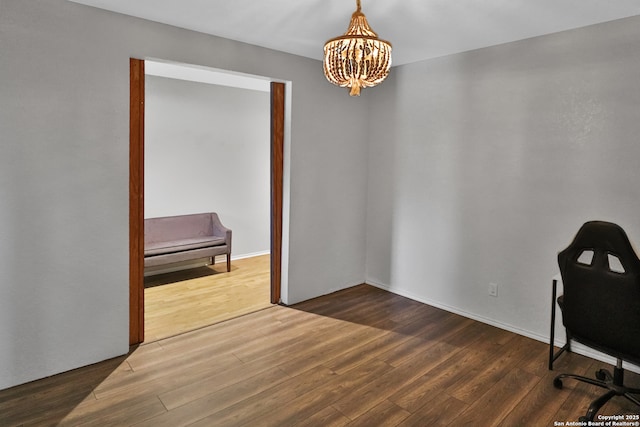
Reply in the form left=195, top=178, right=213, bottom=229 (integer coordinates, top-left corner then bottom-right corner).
left=323, top=0, right=392, bottom=96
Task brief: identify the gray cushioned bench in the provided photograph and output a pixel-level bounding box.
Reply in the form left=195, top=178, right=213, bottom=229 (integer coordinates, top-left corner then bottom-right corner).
left=144, top=212, right=232, bottom=272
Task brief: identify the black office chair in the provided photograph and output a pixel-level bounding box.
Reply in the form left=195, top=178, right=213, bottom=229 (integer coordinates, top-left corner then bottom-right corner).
left=549, top=221, right=640, bottom=421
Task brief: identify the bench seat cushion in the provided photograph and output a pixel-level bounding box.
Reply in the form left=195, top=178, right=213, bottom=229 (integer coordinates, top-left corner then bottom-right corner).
left=144, top=236, right=226, bottom=257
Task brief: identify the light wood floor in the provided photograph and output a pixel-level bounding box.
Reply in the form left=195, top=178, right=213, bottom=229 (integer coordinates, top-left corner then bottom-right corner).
left=1, top=284, right=638, bottom=426
left=144, top=254, right=272, bottom=342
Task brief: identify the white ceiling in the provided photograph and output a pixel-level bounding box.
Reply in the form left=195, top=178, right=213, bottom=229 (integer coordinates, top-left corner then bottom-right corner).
left=68, top=0, right=640, bottom=66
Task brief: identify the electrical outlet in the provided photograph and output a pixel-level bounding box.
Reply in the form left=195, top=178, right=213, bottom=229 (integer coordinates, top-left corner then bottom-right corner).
left=488, top=283, right=498, bottom=297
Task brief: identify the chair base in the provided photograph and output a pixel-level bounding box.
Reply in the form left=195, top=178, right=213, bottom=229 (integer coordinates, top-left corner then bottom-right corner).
left=553, top=364, right=640, bottom=421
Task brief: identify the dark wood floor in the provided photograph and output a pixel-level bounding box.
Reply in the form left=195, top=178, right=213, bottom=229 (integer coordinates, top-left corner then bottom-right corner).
left=1, top=284, right=638, bottom=426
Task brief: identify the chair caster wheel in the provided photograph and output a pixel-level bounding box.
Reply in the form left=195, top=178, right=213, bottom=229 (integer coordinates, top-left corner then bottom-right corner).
left=595, top=369, right=607, bottom=380
left=553, top=378, right=563, bottom=389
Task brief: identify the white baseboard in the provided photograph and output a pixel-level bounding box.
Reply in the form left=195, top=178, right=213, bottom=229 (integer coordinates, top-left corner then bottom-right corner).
left=231, top=250, right=270, bottom=261
left=366, top=280, right=640, bottom=374
left=329, top=280, right=369, bottom=296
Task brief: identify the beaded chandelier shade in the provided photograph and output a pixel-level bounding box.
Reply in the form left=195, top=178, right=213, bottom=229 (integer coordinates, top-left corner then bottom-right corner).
left=323, top=0, right=392, bottom=96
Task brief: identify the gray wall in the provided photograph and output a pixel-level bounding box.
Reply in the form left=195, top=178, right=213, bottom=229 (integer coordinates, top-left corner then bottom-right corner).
left=3, top=0, right=640, bottom=391
left=0, top=0, right=368, bottom=390
left=145, top=76, right=270, bottom=259
left=366, top=16, right=640, bottom=347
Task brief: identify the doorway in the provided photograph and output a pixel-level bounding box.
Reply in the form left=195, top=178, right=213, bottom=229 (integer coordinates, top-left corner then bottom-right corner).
left=129, top=58, right=286, bottom=345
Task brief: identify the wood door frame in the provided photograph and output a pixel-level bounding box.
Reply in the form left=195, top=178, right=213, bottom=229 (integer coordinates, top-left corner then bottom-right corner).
left=270, top=82, right=285, bottom=305
left=129, top=58, right=145, bottom=345
left=129, top=59, right=285, bottom=345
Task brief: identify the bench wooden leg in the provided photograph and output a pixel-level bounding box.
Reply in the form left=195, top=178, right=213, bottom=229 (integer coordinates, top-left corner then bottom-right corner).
left=211, top=256, right=215, bottom=265
left=226, top=254, right=231, bottom=272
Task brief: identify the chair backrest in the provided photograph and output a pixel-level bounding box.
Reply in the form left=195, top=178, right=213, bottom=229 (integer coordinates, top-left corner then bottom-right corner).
left=558, top=221, right=640, bottom=363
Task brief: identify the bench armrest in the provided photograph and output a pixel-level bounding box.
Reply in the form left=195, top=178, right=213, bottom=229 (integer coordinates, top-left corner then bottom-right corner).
left=211, top=213, right=232, bottom=253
